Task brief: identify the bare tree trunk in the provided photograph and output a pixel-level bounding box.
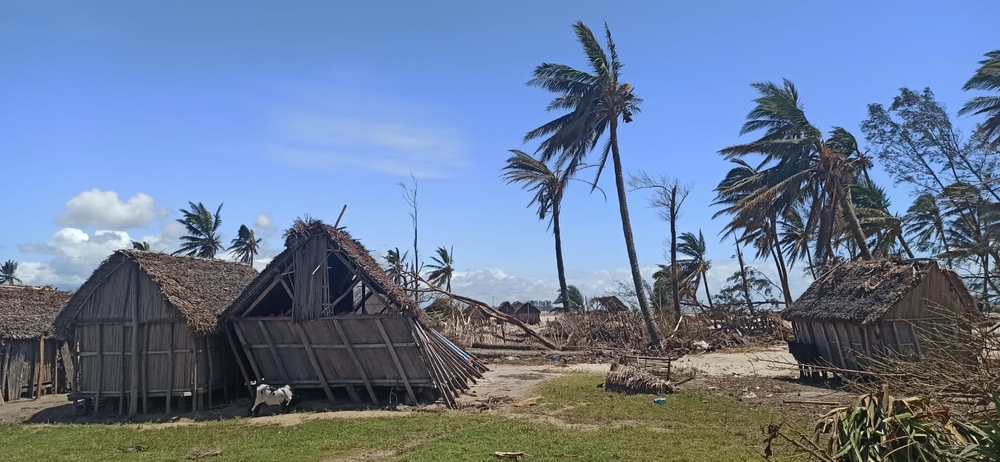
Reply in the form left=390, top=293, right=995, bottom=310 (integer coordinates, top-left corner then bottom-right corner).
left=552, top=202, right=570, bottom=310
left=701, top=271, right=714, bottom=309
left=896, top=233, right=915, bottom=259
left=610, top=118, right=663, bottom=346
left=735, top=238, right=756, bottom=315
left=767, top=215, right=794, bottom=306
left=840, top=185, right=873, bottom=260
left=669, top=185, right=681, bottom=318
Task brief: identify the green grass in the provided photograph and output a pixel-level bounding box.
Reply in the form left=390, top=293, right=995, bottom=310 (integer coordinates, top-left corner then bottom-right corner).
left=0, top=373, right=790, bottom=462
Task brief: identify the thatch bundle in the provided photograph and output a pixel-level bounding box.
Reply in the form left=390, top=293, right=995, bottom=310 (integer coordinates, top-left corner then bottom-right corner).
left=604, top=361, right=674, bottom=395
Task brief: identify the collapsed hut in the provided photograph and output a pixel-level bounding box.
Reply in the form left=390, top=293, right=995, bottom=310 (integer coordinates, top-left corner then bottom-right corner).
left=782, top=258, right=977, bottom=371
left=0, top=285, right=73, bottom=402
left=514, top=302, right=541, bottom=325
left=221, top=221, right=486, bottom=408
left=54, top=250, right=258, bottom=416
left=592, top=296, right=629, bottom=314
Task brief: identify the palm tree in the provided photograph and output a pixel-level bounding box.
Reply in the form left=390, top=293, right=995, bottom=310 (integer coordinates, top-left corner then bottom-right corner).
left=502, top=149, right=573, bottom=309
left=228, top=224, right=262, bottom=267
left=173, top=201, right=224, bottom=258
left=524, top=21, right=662, bottom=345
left=0, top=260, right=21, bottom=285
left=384, top=247, right=409, bottom=286
left=905, top=194, right=951, bottom=258
left=131, top=241, right=151, bottom=251
left=426, top=246, right=455, bottom=292
left=677, top=230, right=714, bottom=309
left=851, top=179, right=914, bottom=258
left=554, top=285, right=585, bottom=312
left=960, top=50, right=1000, bottom=147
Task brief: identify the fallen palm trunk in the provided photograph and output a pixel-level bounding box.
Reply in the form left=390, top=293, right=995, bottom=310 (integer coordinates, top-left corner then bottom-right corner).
left=604, top=361, right=674, bottom=395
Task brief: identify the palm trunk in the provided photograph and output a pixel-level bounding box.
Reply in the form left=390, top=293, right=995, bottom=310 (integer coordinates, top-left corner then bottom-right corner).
left=669, top=185, right=681, bottom=318
left=768, top=215, right=794, bottom=306
left=735, top=238, right=755, bottom=315
left=896, top=233, right=915, bottom=259
left=840, top=188, right=873, bottom=260
left=701, top=271, right=714, bottom=309
left=552, top=201, right=571, bottom=311
left=610, top=118, right=664, bottom=346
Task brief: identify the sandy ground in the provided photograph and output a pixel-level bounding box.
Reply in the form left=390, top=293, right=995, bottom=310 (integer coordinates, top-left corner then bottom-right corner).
left=0, top=345, right=836, bottom=426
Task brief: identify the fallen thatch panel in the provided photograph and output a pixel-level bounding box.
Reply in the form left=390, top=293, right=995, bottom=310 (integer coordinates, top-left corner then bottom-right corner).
left=604, top=361, right=674, bottom=395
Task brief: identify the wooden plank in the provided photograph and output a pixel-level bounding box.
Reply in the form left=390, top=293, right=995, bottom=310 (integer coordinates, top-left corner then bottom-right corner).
left=257, top=321, right=291, bottom=384
left=910, top=323, right=923, bottom=356
left=232, top=323, right=262, bottom=381
left=224, top=326, right=254, bottom=396
left=1, top=341, right=10, bottom=404
left=332, top=318, right=378, bottom=404
left=36, top=337, right=44, bottom=399
left=244, top=276, right=286, bottom=316
left=142, top=325, right=149, bottom=414
left=205, top=337, right=213, bottom=409
left=119, top=327, right=126, bottom=415
left=191, top=342, right=198, bottom=412
left=410, top=321, right=455, bottom=408
left=329, top=277, right=360, bottom=309
left=280, top=277, right=294, bottom=299
left=375, top=318, right=417, bottom=405
left=95, top=323, right=103, bottom=414
left=890, top=322, right=905, bottom=356
left=129, top=266, right=140, bottom=417
left=293, top=322, right=336, bottom=404
left=166, top=322, right=173, bottom=415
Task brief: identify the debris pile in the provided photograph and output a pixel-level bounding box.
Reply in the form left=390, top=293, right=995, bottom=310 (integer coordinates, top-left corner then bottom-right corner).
left=604, top=361, right=675, bottom=395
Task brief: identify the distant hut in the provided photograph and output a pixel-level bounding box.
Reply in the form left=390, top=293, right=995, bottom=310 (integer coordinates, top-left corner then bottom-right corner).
left=54, top=250, right=258, bottom=416
left=0, top=286, right=73, bottom=402
left=782, top=259, right=977, bottom=371
left=515, top=302, right=541, bottom=325
left=592, top=296, right=629, bottom=314
left=221, top=221, right=486, bottom=408
left=497, top=301, right=516, bottom=316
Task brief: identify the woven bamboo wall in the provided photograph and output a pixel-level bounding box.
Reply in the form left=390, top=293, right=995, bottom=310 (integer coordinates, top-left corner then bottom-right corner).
left=1, top=338, right=61, bottom=401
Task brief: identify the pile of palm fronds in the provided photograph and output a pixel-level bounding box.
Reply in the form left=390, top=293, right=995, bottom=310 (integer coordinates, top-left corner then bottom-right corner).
left=603, top=360, right=674, bottom=395
left=764, top=385, right=1000, bottom=461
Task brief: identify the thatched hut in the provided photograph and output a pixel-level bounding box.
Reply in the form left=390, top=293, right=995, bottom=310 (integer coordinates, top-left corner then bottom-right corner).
left=782, top=259, right=977, bottom=371
left=54, top=250, right=258, bottom=416
left=0, top=285, right=73, bottom=402
left=221, top=221, right=486, bottom=408
left=514, top=302, right=541, bottom=325
left=497, top=301, right=516, bottom=316
left=592, top=296, right=629, bottom=314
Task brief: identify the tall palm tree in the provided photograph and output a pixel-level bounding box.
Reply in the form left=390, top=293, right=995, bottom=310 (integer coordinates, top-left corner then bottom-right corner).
left=502, top=149, right=573, bottom=309
left=0, top=260, right=21, bottom=285
left=173, top=201, right=224, bottom=258
left=677, top=230, right=714, bottom=309
left=131, top=240, right=151, bottom=251
left=426, top=246, right=455, bottom=292
left=960, top=50, right=1000, bottom=147
left=228, top=224, right=262, bottom=267
left=384, top=247, right=409, bottom=286
left=717, top=80, right=871, bottom=272
left=524, top=21, right=662, bottom=345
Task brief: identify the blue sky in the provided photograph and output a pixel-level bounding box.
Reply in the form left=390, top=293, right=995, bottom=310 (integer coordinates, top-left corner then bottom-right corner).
left=1, top=1, right=997, bottom=303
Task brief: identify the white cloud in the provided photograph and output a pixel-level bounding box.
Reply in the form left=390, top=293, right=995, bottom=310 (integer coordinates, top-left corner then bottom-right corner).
left=447, top=259, right=815, bottom=306
left=55, top=189, right=169, bottom=230
left=254, top=213, right=276, bottom=236
left=18, top=227, right=135, bottom=288
left=264, top=93, right=468, bottom=179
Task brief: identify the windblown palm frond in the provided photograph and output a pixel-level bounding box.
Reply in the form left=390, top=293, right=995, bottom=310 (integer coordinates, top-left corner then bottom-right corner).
left=425, top=246, right=455, bottom=292
left=228, top=224, right=262, bottom=267
left=173, top=202, right=224, bottom=258
left=960, top=50, right=1000, bottom=146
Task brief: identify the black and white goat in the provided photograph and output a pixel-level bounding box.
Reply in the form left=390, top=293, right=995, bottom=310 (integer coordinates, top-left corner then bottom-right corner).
left=787, top=340, right=827, bottom=381
left=248, top=382, right=295, bottom=417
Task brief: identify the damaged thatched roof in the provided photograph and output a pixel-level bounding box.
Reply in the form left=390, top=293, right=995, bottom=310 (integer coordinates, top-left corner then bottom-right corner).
left=592, top=296, right=629, bottom=313
left=56, top=250, right=258, bottom=336
left=516, top=302, right=540, bottom=314
left=222, top=220, right=431, bottom=325
left=497, top=301, right=516, bottom=314
left=781, top=258, right=975, bottom=325
left=0, top=285, right=73, bottom=340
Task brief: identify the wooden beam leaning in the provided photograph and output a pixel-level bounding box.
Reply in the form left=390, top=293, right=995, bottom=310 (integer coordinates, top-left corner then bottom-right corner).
left=332, top=318, right=378, bottom=404
left=257, top=320, right=291, bottom=384
left=374, top=318, right=417, bottom=405
left=279, top=277, right=294, bottom=299
left=224, top=326, right=254, bottom=396
left=329, top=277, right=361, bottom=309
left=244, top=276, right=286, bottom=316
left=408, top=320, right=455, bottom=408
left=232, top=323, right=262, bottom=382
left=36, top=336, right=44, bottom=399
left=293, top=322, right=336, bottom=404
left=129, top=266, right=140, bottom=417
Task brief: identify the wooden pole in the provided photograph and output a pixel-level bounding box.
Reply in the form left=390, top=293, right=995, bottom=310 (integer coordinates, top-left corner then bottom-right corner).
left=191, top=343, right=198, bottom=412
left=375, top=319, right=417, bottom=405
left=232, top=323, right=262, bottom=381
left=166, top=322, right=173, bottom=415
left=224, top=326, right=254, bottom=396
left=96, top=324, right=103, bottom=414
left=257, top=321, right=291, bottom=384
left=35, top=337, right=44, bottom=399
left=206, top=337, right=213, bottom=409
left=142, top=326, right=149, bottom=414
left=119, top=326, right=126, bottom=416
left=333, top=319, right=378, bottom=404
left=333, top=204, right=347, bottom=228
left=0, top=342, right=10, bottom=404
left=129, top=267, right=140, bottom=417
left=294, top=322, right=336, bottom=404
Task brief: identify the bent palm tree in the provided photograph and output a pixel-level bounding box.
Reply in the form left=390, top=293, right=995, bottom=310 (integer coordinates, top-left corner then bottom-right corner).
left=0, top=260, right=21, bottom=285
left=228, top=224, right=262, bottom=267
left=173, top=202, right=224, bottom=258
left=525, top=21, right=662, bottom=345
left=960, top=50, right=1000, bottom=146
left=554, top=285, right=585, bottom=312
left=131, top=241, right=151, bottom=251
left=502, top=149, right=573, bottom=309
left=384, top=247, right=409, bottom=286
left=678, top=230, right=714, bottom=309
left=426, top=246, right=455, bottom=292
